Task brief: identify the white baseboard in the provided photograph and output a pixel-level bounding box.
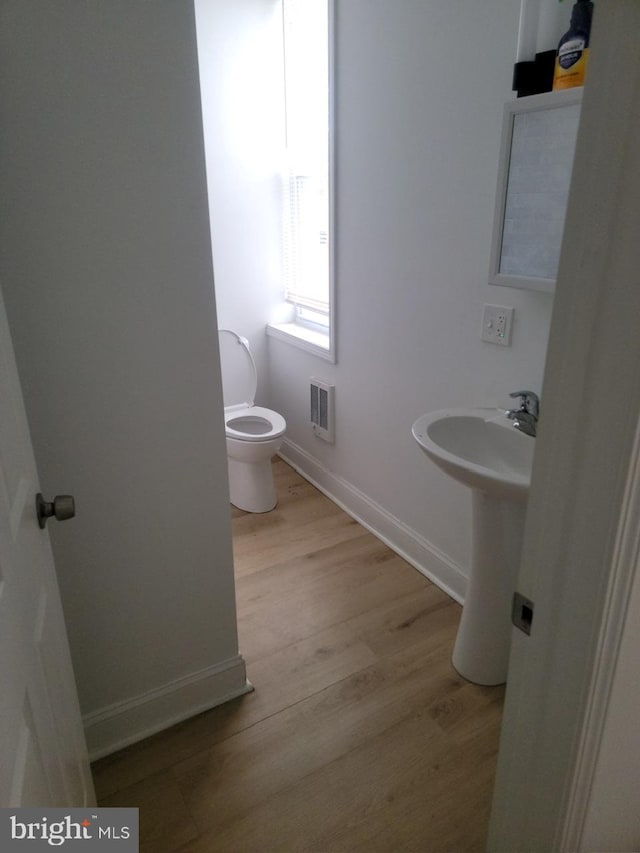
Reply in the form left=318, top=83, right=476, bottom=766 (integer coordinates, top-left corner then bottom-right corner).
left=84, top=654, right=252, bottom=761
left=278, top=439, right=467, bottom=605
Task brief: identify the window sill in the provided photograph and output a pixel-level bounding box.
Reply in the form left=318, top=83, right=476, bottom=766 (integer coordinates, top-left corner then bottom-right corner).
left=266, top=322, right=335, bottom=363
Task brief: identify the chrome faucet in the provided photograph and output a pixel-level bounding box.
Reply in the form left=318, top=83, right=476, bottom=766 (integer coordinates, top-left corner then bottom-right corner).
left=506, top=390, right=539, bottom=437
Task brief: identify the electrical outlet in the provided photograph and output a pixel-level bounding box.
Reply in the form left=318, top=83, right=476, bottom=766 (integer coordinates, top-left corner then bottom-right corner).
left=481, top=304, right=514, bottom=346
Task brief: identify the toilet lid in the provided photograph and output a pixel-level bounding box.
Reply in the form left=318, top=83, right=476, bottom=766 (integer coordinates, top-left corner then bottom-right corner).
left=218, top=329, right=257, bottom=408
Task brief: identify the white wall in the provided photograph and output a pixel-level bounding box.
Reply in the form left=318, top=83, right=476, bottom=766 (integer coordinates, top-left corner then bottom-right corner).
left=195, top=0, right=285, bottom=404
left=268, top=0, right=555, bottom=594
left=0, top=0, right=247, bottom=757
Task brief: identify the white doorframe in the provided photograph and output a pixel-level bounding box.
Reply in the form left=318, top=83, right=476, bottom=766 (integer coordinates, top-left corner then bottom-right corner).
left=562, top=413, right=640, bottom=850
left=489, top=2, right=640, bottom=849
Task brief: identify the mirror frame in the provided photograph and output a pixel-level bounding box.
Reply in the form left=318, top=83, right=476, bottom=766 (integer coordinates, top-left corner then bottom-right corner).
left=489, top=88, right=583, bottom=293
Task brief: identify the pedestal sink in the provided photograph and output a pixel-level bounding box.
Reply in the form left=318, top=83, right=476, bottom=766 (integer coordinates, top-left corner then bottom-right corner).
left=412, top=408, right=534, bottom=685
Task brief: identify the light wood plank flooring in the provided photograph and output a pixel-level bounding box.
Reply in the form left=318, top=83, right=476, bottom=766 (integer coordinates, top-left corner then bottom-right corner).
left=93, top=459, right=504, bottom=852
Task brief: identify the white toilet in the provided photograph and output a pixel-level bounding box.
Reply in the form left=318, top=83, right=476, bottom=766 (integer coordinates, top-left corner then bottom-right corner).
left=218, top=329, right=286, bottom=513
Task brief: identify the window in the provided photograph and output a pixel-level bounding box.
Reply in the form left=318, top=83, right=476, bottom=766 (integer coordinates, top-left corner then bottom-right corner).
left=267, top=0, right=335, bottom=361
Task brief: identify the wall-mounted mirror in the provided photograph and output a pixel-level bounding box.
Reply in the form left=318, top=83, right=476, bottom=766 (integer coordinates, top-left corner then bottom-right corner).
left=489, top=88, right=582, bottom=293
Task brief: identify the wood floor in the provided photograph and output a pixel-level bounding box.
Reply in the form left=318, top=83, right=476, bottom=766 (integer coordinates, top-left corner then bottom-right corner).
left=93, top=459, right=504, bottom=852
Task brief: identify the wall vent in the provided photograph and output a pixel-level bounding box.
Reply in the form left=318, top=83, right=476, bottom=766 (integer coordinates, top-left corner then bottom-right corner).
left=310, top=378, right=335, bottom=442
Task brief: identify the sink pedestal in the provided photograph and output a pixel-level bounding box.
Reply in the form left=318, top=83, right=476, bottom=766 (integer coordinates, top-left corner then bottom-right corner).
left=452, top=491, right=527, bottom=685
left=411, top=408, right=534, bottom=685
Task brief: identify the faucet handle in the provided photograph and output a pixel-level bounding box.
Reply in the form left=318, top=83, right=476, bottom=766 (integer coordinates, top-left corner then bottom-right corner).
left=509, top=390, right=539, bottom=417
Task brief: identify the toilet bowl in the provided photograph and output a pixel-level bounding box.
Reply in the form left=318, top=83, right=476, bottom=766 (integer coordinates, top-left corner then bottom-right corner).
left=218, top=329, right=286, bottom=513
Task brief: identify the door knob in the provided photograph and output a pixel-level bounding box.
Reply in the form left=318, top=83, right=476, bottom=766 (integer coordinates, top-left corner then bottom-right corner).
left=36, top=493, right=76, bottom=529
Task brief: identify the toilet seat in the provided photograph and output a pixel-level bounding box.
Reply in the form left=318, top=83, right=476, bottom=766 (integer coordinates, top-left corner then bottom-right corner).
left=225, top=405, right=286, bottom=442
left=218, top=330, right=286, bottom=442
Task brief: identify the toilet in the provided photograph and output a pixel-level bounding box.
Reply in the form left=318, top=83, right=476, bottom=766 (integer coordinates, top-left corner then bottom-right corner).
left=218, top=329, right=286, bottom=513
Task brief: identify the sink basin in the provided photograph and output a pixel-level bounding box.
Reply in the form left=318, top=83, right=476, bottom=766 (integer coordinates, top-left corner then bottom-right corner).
left=412, top=407, right=533, bottom=502
left=412, top=407, right=536, bottom=685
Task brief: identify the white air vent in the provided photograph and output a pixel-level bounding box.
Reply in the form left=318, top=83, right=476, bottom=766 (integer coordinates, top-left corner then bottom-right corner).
left=310, top=378, right=334, bottom=442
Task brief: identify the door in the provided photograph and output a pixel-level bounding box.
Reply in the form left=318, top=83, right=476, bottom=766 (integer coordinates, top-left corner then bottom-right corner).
left=488, top=3, right=640, bottom=849
left=0, top=286, right=95, bottom=807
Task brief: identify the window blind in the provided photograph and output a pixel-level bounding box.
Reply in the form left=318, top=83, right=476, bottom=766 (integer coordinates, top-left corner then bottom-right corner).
left=282, top=0, right=330, bottom=315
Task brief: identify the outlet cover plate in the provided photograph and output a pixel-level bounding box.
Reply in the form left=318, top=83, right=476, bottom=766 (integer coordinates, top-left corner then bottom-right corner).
left=482, top=304, right=514, bottom=346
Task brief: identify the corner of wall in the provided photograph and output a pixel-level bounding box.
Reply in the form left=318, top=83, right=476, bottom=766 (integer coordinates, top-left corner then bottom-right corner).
left=279, top=438, right=467, bottom=605
left=84, top=655, right=252, bottom=761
